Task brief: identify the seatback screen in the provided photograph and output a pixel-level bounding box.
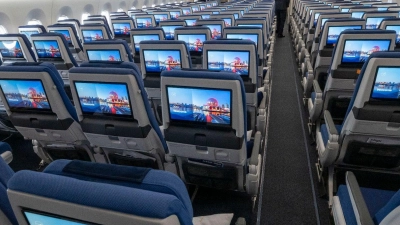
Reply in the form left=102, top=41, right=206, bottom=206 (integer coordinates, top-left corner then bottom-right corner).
left=82, top=30, right=104, bottom=42
left=143, top=50, right=182, bottom=73
left=177, top=34, right=206, bottom=52
left=201, top=14, right=211, bottom=19
left=0, top=40, right=24, bottom=58
left=132, top=34, right=160, bottom=52
left=351, top=12, right=365, bottom=18
left=184, top=19, right=197, bottom=26
left=161, top=25, right=182, bottom=40
left=87, top=50, right=122, bottom=61
left=24, top=210, right=95, bottom=225
left=167, top=86, right=232, bottom=126
left=136, top=18, right=153, bottom=28
left=33, top=40, right=61, bottom=58
left=342, top=40, right=391, bottom=63
left=154, top=14, right=168, bottom=26
left=237, top=24, right=263, bottom=28
left=226, top=34, right=258, bottom=47
left=182, top=8, right=191, bottom=15
left=203, top=24, right=222, bottom=39
left=192, top=7, right=199, bottom=12
left=372, top=67, right=400, bottom=100
left=75, top=82, right=132, bottom=117
left=326, top=26, right=362, bottom=45
left=112, top=23, right=131, bottom=36
left=366, top=17, right=393, bottom=29
left=0, top=79, right=51, bottom=111
left=207, top=50, right=249, bottom=75
left=223, top=18, right=232, bottom=27
left=170, top=11, right=180, bottom=19
left=49, top=30, right=72, bottom=44
left=386, top=25, right=400, bottom=44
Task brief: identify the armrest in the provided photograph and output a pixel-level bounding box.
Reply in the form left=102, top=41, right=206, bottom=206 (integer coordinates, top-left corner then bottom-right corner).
left=313, top=80, right=322, bottom=95
left=324, top=110, right=338, bottom=136
left=0, top=151, right=13, bottom=164
left=250, top=131, right=261, bottom=166
left=345, top=172, right=375, bottom=225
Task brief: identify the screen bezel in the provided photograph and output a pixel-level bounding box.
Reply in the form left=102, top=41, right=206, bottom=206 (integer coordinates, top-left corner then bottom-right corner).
left=86, top=49, right=122, bottom=62
left=142, top=49, right=182, bottom=73
left=74, top=81, right=134, bottom=119
left=206, top=49, right=250, bottom=77
left=81, top=29, right=105, bottom=43
left=32, top=40, right=62, bottom=59
left=326, top=25, right=363, bottom=46
left=166, top=85, right=233, bottom=128
left=22, top=208, right=98, bottom=225
left=176, top=33, right=207, bottom=54
left=0, top=40, right=25, bottom=59
left=370, top=66, right=400, bottom=102
left=341, top=39, right=392, bottom=64
left=0, top=79, right=52, bottom=112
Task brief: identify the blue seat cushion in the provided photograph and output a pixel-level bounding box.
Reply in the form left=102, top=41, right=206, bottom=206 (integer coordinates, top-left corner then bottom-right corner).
left=320, top=124, right=342, bottom=146
left=374, top=189, right=400, bottom=224
left=337, top=185, right=396, bottom=225
left=8, top=170, right=193, bottom=225
left=0, top=142, right=11, bottom=156
left=43, top=159, right=193, bottom=218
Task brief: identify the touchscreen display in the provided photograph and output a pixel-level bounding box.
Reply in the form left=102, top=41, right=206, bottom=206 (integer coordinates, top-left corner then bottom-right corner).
left=143, top=50, right=181, bottom=72
left=0, top=40, right=24, bottom=58
left=342, top=40, right=391, bottom=63
left=371, top=67, right=400, bottom=99
left=207, top=50, right=249, bottom=75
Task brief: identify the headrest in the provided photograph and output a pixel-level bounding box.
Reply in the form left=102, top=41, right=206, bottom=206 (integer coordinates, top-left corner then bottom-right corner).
left=204, top=39, right=256, bottom=46
left=48, top=23, right=83, bottom=50
left=18, top=25, right=47, bottom=33
left=339, top=29, right=396, bottom=35
left=58, top=19, right=81, bottom=27
left=324, top=18, right=366, bottom=23
left=31, top=33, right=78, bottom=67
left=79, top=61, right=140, bottom=75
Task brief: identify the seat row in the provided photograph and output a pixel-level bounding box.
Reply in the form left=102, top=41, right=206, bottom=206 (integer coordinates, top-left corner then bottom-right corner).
left=289, top=0, right=400, bottom=224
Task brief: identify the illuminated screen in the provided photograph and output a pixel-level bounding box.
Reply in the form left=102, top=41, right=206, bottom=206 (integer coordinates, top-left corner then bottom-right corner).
left=234, top=13, right=239, bottom=19
left=321, top=18, right=329, bottom=30
left=154, top=14, right=168, bottom=26
left=161, top=25, right=182, bottom=40
left=351, top=12, right=365, bottom=18
left=170, top=11, right=180, bottom=19
left=326, top=26, right=362, bottom=45
left=342, top=40, right=391, bottom=63
left=366, top=17, right=394, bottom=29
left=207, top=4, right=212, bottom=8
left=378, top=7, right=388, bottom=11
left=75, top=82, right=132, bottom=116
left=112, top=23, right=131, bottom=36
left=238, top=24, right=263, bottom=28
left=313, top=13, right=320, bottom=27
left=0, top=40, right=24, bottom=58
left=201, top=14, right=211, bottom=19
left=182, top=8, right=191, bottom=15
left=226, top=34, right=258, bottom=47
left=136, top=18, right=153, bottom=28
left=87, top=50, right=122, bottom=61
left=192, top=7, right=199, bottom=12
left=386, top=25, right=400, bottom=44
left=184, top=19, right=197, bottom=26
left=212, top=11, right=220, bottom=14
left=33, top=40, right=61, bottom=58
left=167, top=86, right=232, bottom=126
left=200, top=5, right=206, bottom=10
left=143, top=50, right=181, bottom=72
left=82, top=30, right=104, bottom=42
left=203, top=24, right=222, bottom=39
left=20, top=30, right=39, bottom=41
left=341, top=8, right=350, bottom=12
left=49, top=30, right=72, bottom=44
left=177, top=34, right=206, bottom=52
left=24, top=211, right=93, bottom=225
left=372, top=67, right=400, bottom=99
left=222, top=18, right=232, bottom=27
left=132, top=34, right=160, bottom=52
left=207, top=50, right=249, bottom=75
left=0, top=80, right=50, bottom=110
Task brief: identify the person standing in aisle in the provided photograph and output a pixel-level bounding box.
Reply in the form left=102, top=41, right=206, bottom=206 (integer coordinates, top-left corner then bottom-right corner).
left=275, top=0, right=290, bottom=38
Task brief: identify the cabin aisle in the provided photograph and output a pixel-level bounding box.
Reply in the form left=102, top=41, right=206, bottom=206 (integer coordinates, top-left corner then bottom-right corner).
left=259, top=30, right=330, bottom=224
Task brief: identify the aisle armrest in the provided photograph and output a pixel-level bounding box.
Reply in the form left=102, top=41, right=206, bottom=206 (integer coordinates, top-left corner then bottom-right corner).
left=250, top=131, right=261, bottom=167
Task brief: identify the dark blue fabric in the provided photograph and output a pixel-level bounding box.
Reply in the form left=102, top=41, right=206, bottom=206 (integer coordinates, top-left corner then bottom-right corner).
left=337, top=185, right=358, bottom=225
left=0, top=34, right=37, bottom=62
left=0, top=157, right=17, bottom=225
left=69, top=66, right=168, bottom=152
left=139, top=40, right=192, bottom=68
left=81, top=24, right=113, bottom=40
left=344, top=52, right=400, bottom=123
left=44, top=159, right=193, bottom=218
left=48, top=24, right=83, bottom=50
left=0, top=62, right=79, bottom=121
left=161, top=70, right=248, bottom=142
left=374, top=189, right=400, bottom=224
left=320, top=124, right=343, bottom=146
left=8, top=170, right=193, bottom=225
left=31, top=33, right=78, bottom=67
left=257, top=91, right=263, bottom=107
left=0, top=142, right=11, bottom=157
left=311, top=92, right=316, bottom=104
left=18, top=25, right=47, bottom=33
left=79, top=61, right=141, bottom=76
left=58, top=19, right=81, bottom=27
left=84, top=39, right=133, bottom=62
